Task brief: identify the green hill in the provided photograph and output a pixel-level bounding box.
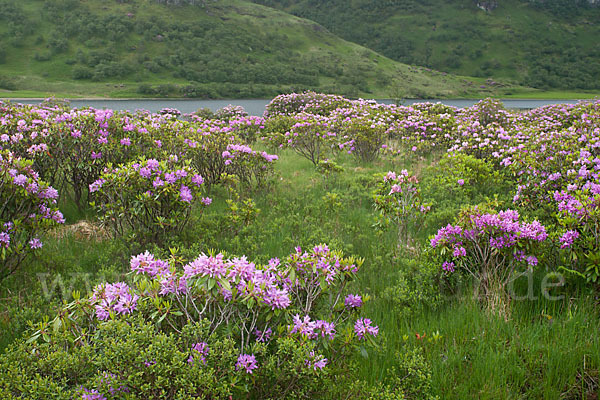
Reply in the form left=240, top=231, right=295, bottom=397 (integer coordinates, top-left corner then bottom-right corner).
left=251, top=0, right=600, bottom=92
left=0, top=0, right=527, bottom=99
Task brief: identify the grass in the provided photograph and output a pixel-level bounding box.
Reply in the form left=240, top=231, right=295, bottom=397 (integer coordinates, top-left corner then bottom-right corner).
left=503, top=90, right=600, bottom=100
left=2, top=146, right=599, bottom=397
left=362, top=282, right=600, bottom=399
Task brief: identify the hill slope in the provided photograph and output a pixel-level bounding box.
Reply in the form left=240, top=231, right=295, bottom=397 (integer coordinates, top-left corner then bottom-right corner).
left=251, top=0, right=600, bottom=91
left=0, top=0, right=519, bottom=99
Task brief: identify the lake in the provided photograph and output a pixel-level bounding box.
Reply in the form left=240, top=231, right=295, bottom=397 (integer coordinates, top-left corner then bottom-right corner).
left=7, top=98, right=588, bottom=116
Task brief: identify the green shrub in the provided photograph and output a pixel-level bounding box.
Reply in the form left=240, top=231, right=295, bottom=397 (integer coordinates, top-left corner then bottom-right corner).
left=7, top=245, right=383, bottom=399
left=0, top=151, right=64, bottom=280
left=90, top=158, right=209, bottom=246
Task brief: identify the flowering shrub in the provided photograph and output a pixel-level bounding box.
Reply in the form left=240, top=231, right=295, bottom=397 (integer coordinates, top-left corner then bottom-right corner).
left=221, top=143, right=278, bottom=187
left=52, top=108, right=121, bottom=208
left=228, top=115, right=265, bottom=144
left=0, top=103, right=277, bottom=209
left=388, top=107, right=456, bottom=155
left=333, top=112, right=387, bottom=162
left=264, top=91, right=350, bottom=118
left=264, top=113, right=336, bottom=166
left=0, top=102, right=62, bottom=188
left=175, top=125, right=277, bottom=188
left=90, top=158, right=209, bottom=245
left=458, top=98, right=512, bottom=127
left=554, top=186, right=600, bottom=282
left=0, top=104, right=169, bottom=207
left=373, top=170, right=431, bottom=251
left=0, top=151, right=64, bottom=280
left=215, top=104, right=248, bottom=121
left=15, top=245, right=381, bottom=398
left=431, top=208, right=547, bottom=313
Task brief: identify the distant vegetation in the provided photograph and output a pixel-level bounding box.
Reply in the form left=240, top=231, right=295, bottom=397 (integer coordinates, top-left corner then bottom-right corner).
left=253, top=0, right=600, bottom=91
left=0, top=0, right=525, bottom=99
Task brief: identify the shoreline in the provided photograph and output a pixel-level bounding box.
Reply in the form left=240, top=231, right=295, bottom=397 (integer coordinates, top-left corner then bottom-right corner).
left=3, top=96, right=598, bottom=102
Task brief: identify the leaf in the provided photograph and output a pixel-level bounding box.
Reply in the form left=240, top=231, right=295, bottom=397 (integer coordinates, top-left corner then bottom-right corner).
left=26, top=334, right=40, bottom=344
left=207, top=278, right=216, bottom=291
left=218, top=278, right=231, bottom=292
left=52, top=317, right=62, bottom=333
left=319, top=278, right=328, bottom=292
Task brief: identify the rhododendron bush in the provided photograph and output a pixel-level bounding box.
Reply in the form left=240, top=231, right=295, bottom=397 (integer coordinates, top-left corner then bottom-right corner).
left=387, top=104, right=457, bottom=155
left=90, top=158, right=209, bottom=245
left=264, top=112, right=336, bottom=166
left=554, top=186, right=600, bottom=282
left=373, top=170, right=431, bottom=250
left=14, top=245, right=380, bottom=398
left=264, top=91, right=351, bottom=118
left=0, top=101, right=277, bottom=204
left=330, top=104, right=390, bottom=162
left=0, top=151, right=64, bottom=279
left=172, top=118, right=276, bottom=187
left=431, top=208, right=547, bottom=313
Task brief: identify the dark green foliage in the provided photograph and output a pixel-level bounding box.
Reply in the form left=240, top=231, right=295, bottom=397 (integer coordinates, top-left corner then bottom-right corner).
left=72, top=65, right=93, bottom=80
left=0, top=318, right=240, bottom=399
left=0, top=0, right=327, bottom=89
left=382, top=256, right=442, bottom=319
left=0, top=0, right=516, bottom=98
left=0, top=74, right=16, bottom=90
left=421, top=153, right=514, bottom=228
left=252, top=0, right=600, bottom=90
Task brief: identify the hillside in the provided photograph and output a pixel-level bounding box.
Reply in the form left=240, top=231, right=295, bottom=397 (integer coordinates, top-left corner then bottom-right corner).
left=252, top=0, right=600, bottom=91
left=0, top=0, right=519, bottom=99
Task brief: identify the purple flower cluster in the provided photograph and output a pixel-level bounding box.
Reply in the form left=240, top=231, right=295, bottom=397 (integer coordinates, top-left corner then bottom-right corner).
left=431, top=209, right=547, bottom=275
left=432, top=209, right=547, bottom=251
left=305, top=350, right=328, bottom=371
left=442, top=261, right=455, bottom=273
left=236, top=354, right=258, bottom=374
left=354, top=318, right=379, bottom=340
left=90, top=282, right=139, bottom=320
left=560, top=230, right=580, bottom=249
left=81, top=388, right=106, bottom=400
left=131, top=251, right=293, bottom=310
left=344, top=294, right=363, bottom=308
left=220, top=143, right=278, bottom=167
left=253, top=327, right=273, bottom=342
left=289, top=315, right=336, bottom=340
left=287, top=244, right=359, bottom=298
left=188, top=342, right=210, bottom=365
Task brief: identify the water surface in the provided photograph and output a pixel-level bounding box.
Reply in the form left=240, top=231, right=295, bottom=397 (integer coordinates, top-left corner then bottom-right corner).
left=8, top=98, right=587, bottom=116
